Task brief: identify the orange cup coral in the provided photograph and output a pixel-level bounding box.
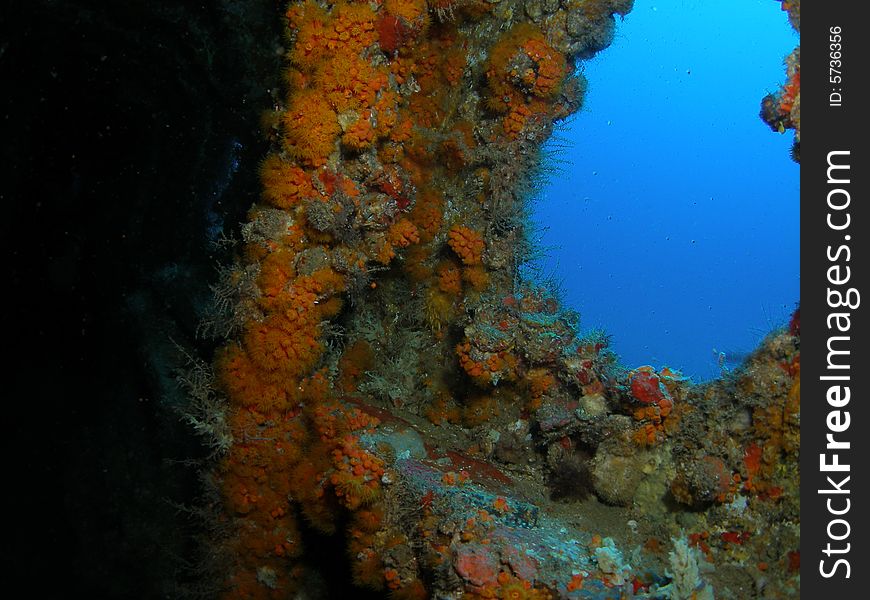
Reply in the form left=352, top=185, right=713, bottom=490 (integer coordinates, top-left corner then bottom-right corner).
left=447, top=224, right=485, bottom=265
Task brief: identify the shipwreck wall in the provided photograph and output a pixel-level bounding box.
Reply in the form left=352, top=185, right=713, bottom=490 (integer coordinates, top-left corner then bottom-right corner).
left=186, top=1, right=800, bottom=599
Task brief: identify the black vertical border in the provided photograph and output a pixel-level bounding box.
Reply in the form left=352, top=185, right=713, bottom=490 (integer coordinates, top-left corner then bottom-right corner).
left=802, top=1, right=867, bottom=595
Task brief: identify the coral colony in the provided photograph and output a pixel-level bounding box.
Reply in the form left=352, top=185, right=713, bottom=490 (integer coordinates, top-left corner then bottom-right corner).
left=761, top=1, right=800, bottom=162
left=182, top=0, right=801, bottom=597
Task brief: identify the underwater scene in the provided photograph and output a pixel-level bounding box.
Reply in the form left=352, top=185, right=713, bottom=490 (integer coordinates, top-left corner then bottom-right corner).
left=4, top=0, right=800, bottom=598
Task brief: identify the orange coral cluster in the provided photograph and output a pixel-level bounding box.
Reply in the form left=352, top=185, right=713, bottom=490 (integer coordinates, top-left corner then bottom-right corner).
left=778, top=69, right=800, bottom=116
left=456, top=340, right=518, bottom=387
left=259, top=155, right=316, bottom=209
left=744, top=356, right=800, bottom=495
left=631, top=395, right=676, bottom=446
left=380, top=218, right=421, bottom=264
left=484, top=23, right=568, bottom=139
left=525, top=368, right=556, bottom=411
left=447, top=225, right=486, bottom=265
left=205, top=0, right=800, bottom=593
left=327, top=427, right=385, bottom=509
left=431, top=510, right=554, bottom=598
left=211, top=0, right=482, bottom=593
left=628, top=366, right=682, bottom=446
left=207, top=0, right=607, bottom=595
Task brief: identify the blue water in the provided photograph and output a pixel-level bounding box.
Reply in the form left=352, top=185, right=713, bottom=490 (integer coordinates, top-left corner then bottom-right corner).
left=535, top=0, right=800, bottom=381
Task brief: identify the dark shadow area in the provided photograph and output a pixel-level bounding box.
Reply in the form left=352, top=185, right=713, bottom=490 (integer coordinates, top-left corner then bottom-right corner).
left=2, top=1, right=283, bottom=596
left=295, top=511, right=388, bottom=599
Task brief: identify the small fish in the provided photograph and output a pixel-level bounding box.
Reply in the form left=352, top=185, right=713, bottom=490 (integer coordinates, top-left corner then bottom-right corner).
left=713, top=348, right=752, bottom=370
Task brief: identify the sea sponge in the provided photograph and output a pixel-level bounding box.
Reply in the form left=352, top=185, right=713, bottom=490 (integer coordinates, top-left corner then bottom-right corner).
left=316, top=169, right=360, bottom=200
left=377, top=0, right=431, bottom=55
left=778, top=69, right=800, bottom=116
left=591, top=443, right=653, bottom=506
left=671, top=456, right=733, bottom=507
left=666, top=535, right=715, bottom=600
left=281, top=90, right=340, bottom=168
left=377, top=14, right=410, bottom=54
left=629, top=366, right=670, bottom=405
left=447, top=224, right=485, bottom=265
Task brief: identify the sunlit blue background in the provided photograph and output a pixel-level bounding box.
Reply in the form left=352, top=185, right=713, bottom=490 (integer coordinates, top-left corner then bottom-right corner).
left=535, top=0, right=800, bottom=381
